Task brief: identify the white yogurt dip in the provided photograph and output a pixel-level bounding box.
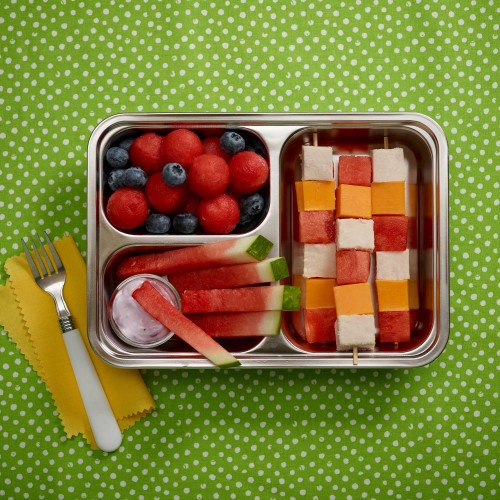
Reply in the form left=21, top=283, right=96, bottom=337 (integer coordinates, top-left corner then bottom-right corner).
left=110, top=274, right=180, bottom=348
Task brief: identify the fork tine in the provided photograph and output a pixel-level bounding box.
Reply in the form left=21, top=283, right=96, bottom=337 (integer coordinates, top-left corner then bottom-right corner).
left=22, top=238, right=42, bottom=279
left=29, top=235, right=50, bottom=276
left=43, top=230, right=64, bottom=271
left=34, top=231, right=58, bottom=275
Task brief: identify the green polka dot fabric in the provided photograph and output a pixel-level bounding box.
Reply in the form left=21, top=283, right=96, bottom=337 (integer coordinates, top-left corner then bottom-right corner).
left=1, top=0, right=498, bottom=498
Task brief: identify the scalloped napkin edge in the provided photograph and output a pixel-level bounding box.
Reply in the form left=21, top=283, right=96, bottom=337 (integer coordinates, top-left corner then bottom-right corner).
left=0, top=235, right=155, bottom=449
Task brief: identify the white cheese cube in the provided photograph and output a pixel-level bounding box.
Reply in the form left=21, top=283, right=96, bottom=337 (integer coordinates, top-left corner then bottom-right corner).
left=303, top=243, right=336, bottom=278
left=302, top=146, right=334, bottom=180
left=372, top=147, right=406, bottom=182
left=376, top=250, right=410, bottom=280
left=336, top=218, right=375, bottom=252
left=335, top=315, right=377, bottom=351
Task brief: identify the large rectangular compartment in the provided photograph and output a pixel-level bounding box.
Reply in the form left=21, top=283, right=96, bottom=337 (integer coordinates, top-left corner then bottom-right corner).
left=87, top=113, right=449, bottom=368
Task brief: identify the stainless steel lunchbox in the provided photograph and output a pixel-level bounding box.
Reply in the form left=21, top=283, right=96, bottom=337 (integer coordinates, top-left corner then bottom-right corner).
left=87, top=113, right=449, bottom=368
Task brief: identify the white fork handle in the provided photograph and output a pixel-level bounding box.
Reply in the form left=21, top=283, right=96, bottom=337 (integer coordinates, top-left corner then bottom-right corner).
left=63, top=329, right=123, bottom=452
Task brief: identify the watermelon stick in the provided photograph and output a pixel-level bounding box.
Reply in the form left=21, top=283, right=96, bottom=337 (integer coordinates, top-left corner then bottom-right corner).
left=168, top=257, right=290, bottom=292
left=116, top=234, right=274, bottom=281
left=181, top=286, right=301, bottom=314
left=132, top=281, right=240, bottom=368
left=187, top=311, right=282, bottom=338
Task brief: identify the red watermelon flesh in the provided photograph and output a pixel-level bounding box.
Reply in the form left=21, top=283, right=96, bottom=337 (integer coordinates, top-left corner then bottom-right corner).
left=169, top=257, right=289, bottom=292
left=181, top=285, right=300, bottom=313
left=115, top=234, right=273, bottom=281
left=336, top=249, right=371, bottom=285
left=304, top=308, right=336, bottom=343
left=378, top=310, right=411, bottom=343
left=297, top=211, right=335, bottom=244
left=373, top=215, right=408, bottom=251
left=338, top=155, right=372, bottom=186
left=132, top=281, right=240, bottom=367
left=186, top=311, right=281, bottom=337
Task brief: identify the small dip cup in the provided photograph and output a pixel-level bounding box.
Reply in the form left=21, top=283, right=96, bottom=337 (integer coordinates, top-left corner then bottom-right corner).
left=109, top=274, right=181, bottom=348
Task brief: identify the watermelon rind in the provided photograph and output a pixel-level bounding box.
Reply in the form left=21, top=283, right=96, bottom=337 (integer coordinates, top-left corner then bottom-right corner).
left=282, top=286, right=301, bottom=311
left=269, top=257, right=290, bottom=281
left=245, top=234, right=274, bottom=261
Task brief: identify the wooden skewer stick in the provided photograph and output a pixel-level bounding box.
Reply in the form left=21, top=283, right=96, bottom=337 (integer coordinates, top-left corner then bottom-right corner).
left=313, top=129, right=318, bottom=147
left=353, top=346, right=358, bottom=366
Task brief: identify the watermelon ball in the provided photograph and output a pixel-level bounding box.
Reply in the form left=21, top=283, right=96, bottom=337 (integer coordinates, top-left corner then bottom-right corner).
left=107, top=169, right=126, bottom=191
left=188, top=154, right=230, bottom=199
left=239, top=193, right=265, bottom=226
left=106, top=188, right=149, bottom=230
left=173, top=213, right=199, bottom=234
left=198, top=193, right=240, bottom=234
left=161, top=129, right=203, bottom=170
left=176, top=192, right=201, bottom=217
left=129, top=132, right=164, bottom=175
left=106, top=147, right=129, bottom=169
left=145, top=213, right=171, bottom=234
left=220, top=131, right=245, bottom=155
left=145, top=172, right=188, bottom=214
left=201, top=136, right=232, bottom=162
left=162, top=162, right=187, bottom=187
left=228, top=151, right=270, bottom=194
left=123, top=167, right=148, bottom=188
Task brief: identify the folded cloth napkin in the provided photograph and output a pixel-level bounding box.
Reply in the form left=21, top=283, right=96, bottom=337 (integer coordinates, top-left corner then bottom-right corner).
left=0, top=235, right=155, bottom=450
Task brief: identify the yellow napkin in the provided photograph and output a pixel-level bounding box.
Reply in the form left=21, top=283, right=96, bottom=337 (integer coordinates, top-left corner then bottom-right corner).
left=0, top=235, right=155, bottom=450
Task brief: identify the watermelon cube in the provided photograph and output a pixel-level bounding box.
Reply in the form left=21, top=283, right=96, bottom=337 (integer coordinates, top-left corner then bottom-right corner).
left=338, top=155, right=372, bottom=186
left=373, top=215, right=408, bottom=251
left=297, top=210, right=335, bottom=244
left=336, top=249, right=371, bottom=285
left=378, top=310, right=411, bottom=343
left=304, top=308, right=336, bottom=343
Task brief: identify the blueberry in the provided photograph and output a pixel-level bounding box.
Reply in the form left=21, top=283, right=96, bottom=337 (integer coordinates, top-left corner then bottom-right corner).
left=240, top=193, right=265, bottom=217
left=106, top=146, right=129, bottom=169
left=123, top=167, right=148, bottom=188
left=173, top=213, right=198, bottom=234
left=220, top=131, right=245, bottom=155
left=162, top=163, right=186, bottom=187
left=107, top=169, right=126, bottom=191
left=238, top=193, right=266, bottom=227
left=118, top=137, right=134, bottom=151
left=145, top=214, right=171, bottom=234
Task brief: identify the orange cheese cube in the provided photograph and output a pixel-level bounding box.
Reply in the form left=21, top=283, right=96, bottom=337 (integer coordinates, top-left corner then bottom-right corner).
left=375, top=280, right=410, bottom=312
left=336, top=184, right=372, bottom=219
left=371, top=181, right=406, bottom=215
left=295, top=181, right=336, bottom=211
left=333, top=283, right=374, bottom=316
left=304, top=278, right=337, bottom=309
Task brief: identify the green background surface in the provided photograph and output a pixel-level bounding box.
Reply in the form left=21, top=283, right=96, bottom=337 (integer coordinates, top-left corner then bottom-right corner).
left=1, top=0, right=498, bottom=498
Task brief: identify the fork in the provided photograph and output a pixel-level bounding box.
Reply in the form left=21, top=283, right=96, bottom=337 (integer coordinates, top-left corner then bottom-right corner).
left=22, top=231, right=122, bottom=452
